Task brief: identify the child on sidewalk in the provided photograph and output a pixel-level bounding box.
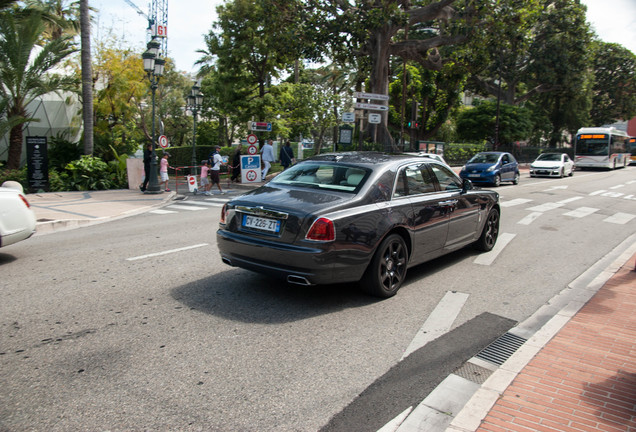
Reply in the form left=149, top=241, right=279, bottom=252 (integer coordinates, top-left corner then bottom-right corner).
left=200, top=160, right=212, bottom=195
left=159, top=153, right=173, bottom=192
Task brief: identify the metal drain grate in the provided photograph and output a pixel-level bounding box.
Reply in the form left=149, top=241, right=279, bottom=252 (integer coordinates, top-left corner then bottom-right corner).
left=455, top=362, right=494, bottom=384
left=475, top=332, right=527, bottom=366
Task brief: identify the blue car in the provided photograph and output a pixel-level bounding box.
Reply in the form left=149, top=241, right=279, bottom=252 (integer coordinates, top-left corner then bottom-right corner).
left=459, top=152, right=520, bottom=186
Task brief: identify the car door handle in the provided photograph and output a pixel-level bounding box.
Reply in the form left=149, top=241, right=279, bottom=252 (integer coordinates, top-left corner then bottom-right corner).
left=438, top=200, right=458, bottom=207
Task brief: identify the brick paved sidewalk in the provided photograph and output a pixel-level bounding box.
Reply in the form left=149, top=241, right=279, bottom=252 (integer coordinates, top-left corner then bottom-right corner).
left=477, top=254, right=636, bottom=432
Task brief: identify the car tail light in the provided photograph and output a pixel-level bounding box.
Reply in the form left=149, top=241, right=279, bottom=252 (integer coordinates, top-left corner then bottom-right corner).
left=19, top=194, right=31, bottom=208
left=306, top=217, right=335, bottom=242
left=220, top=203, right=227, bottom=224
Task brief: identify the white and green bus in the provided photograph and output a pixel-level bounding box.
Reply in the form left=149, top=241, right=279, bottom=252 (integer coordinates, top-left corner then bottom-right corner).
left=575, top=127, right=631, bottom=169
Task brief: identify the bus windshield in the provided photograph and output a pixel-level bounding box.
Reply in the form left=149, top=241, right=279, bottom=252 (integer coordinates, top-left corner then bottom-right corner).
left=576, top=136, right=608, bottom=156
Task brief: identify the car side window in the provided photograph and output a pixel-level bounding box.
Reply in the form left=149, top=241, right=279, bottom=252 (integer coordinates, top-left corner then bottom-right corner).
left=502, top=154, right=510, bottom=164
left=431, top=164, right=462, bottom=191
left=394, top=164, right=436, bottom=197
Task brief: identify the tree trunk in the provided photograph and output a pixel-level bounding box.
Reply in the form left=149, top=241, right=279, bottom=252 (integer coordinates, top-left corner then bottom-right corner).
left=80, top=0, right=93, bottom=155
left=367, top=26, right=395, bottom=151
left=7, top=124, right=23, bottom=170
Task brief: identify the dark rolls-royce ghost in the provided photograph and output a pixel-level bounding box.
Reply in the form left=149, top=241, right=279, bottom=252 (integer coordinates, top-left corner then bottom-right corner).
left=217, top=152, right=500, bottom=297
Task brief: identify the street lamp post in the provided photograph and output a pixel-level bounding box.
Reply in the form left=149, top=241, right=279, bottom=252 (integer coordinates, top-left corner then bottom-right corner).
left=186, top=81, right=203, bottom=177
left=142, top=37, right=165, bottom=194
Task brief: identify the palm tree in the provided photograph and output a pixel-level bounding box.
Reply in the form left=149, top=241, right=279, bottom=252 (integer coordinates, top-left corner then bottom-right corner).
left=0, top=6, right=77, bottom=169
left=79, top=0, right=93, bottom=155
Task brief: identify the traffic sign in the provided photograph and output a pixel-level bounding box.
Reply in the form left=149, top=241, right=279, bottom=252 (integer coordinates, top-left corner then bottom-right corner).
left=247, top=144, right=258, bottom=155
left=354, top=91, right=389, bottom=101
left=158, top=135, right=169, bottom=148
left=247, top=134, right=258, bottom=145
left=342, top=112, right=355, bottom=123
left=249, top=121, right=272, bottom=132
left=355, top=102, right=389, bottom=111
left=368, top=113, right=382, bottom=124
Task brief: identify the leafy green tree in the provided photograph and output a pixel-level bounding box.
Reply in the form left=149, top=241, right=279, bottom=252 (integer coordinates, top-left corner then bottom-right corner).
left=0, top=5, right=77, bottom=169
left=310, top=0, right=477, bottom=150
left=91, top=38, right=147, bottom=160
left=202, top=0, right=306, bottom=123
left=455, top=100, right=533, bottom=144
left=526, top=0, right=593, bottom=146
left=590, top=42, right=636, bottom=126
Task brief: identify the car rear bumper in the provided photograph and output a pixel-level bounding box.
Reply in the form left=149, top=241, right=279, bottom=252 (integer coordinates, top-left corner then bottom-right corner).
left=217, top=229, right=369, bottom=285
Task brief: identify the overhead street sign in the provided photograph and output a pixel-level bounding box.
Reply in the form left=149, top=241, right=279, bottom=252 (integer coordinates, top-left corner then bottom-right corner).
left=355, top=102, right=389, bottom=111
left=249, top=121, right=272, bottom=132
left=354, top=91, right=389, bottom=101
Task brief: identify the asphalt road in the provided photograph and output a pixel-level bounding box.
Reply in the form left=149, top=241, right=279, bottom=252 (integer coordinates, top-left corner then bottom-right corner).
left=1, top=167, right=634, bottom=431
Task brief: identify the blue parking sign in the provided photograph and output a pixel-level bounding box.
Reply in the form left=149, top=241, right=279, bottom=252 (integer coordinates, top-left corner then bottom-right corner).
left=240, top=155, right=262, bottom=183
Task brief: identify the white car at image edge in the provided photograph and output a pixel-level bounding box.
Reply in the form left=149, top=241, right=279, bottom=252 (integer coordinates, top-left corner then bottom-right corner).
left=529, top=152, right=575, bottom=178
left=0, top=181, right=37, bottom=248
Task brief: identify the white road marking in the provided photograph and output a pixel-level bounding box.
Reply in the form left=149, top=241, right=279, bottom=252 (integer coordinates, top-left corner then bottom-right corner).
left=501, top=198, right=532, bottom=208
left=473, top=233, right=516, bottom=266
left=546, top=185, right=568, bottom=191
left=149, top=209, right=178, bottom=214
left=401, top=291, right=470, bottom=360
left=518, top=212, right=542, bottom=225
left=557, top=196, right=584, bottom=204
left=604, top=213, right=636, bottom=224
left=600, top=191, right=625, bottom=198
left=589, top=190, right=606, bottom=196
left=609, top=184, right=625, bottom=189
left=126, top=243, right=209, bottom=261
left=166, top=204, right=207, bottom=211
left=563, top=207, right=599, bottom=218
left=526, top=202, right=565, bottom=212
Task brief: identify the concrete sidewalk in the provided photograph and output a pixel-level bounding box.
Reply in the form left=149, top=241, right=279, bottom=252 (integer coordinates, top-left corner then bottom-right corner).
left=445, top=241, right=636, bottom=432
left=27, top=189, right=176, bottom=235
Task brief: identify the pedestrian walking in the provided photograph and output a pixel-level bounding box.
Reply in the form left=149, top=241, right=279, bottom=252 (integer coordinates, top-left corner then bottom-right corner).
left=159, top=152, right=173, bottom=192
left=279, top=141, right=295, bottom=170
left=261, top=139, right=275, bottom=178
left=140, top=143, right=152, bottom=192
left=200, top=160, right=211, bottom=195
left=210, top=145, right=226, bottom=194
left=230, top=143, right=243, bottom=183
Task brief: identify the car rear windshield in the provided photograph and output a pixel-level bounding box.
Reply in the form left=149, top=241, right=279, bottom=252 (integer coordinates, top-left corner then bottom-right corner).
left=270, top=163, right=370, bottom=192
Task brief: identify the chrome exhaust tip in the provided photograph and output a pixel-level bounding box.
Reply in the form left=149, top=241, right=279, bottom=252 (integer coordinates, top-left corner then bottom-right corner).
left=287, top=275, right=312, bottom=286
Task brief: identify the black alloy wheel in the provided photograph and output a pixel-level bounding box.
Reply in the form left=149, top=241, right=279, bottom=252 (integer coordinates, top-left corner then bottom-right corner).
left=362, top=234, right=408, bottom=298
left=475, top=208, right=500, bottom=252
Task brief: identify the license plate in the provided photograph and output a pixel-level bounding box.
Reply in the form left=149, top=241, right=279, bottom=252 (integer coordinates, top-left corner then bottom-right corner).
left=468, top=174, right=481, bottom=178
left=242, top=214, right=281, bottom=233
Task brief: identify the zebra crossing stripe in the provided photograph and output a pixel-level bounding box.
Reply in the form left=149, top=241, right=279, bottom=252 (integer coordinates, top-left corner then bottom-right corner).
left=563, top=207, right=599, bottom=218
left=518, top=212, right=542, bottom=225
left=166, top=204, right=207, bottom=211
left=604, top=213, right=636, bottom=224
left=501, top=198, right=532, bottom=208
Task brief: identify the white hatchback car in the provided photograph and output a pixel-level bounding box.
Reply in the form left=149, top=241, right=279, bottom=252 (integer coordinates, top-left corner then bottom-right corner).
left=529, top=153, right=575, bottom=178
left=405, top=152, right=449, bottom=166
left=0, top=181, right=37, bottom=248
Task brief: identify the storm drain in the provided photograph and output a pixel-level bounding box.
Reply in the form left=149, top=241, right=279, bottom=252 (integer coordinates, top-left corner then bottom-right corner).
left=455, top=362, right=494, bottom=385
left=475, top=332, right=527, bottom=366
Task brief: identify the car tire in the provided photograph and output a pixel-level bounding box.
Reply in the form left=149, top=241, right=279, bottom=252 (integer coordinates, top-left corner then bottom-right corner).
left=361, top=233, right=408, bottom=298
left=559, top=168, right=564, bottom=178
left=512, top=172, right=520, bottom=185
left=493, top=174, right=501, bottom=187
left=474, top=208, right=499, bottom=252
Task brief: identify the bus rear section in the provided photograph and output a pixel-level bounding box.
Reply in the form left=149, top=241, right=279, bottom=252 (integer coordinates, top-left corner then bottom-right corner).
left=629, top=137, right=636, bottom=165
left=575, top=127, right=630, bottom=169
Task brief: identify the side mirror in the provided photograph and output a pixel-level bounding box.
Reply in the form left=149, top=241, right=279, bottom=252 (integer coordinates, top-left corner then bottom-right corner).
left=462, top=178, right=474, bottom=192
